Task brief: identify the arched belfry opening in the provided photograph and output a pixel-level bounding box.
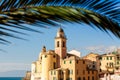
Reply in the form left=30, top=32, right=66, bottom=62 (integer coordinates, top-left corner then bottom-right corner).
left=57, top=41, right=59, bottom=47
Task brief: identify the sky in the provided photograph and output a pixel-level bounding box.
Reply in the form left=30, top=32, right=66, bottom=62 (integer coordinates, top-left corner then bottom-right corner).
left=0, top=23, right=120, bottom=77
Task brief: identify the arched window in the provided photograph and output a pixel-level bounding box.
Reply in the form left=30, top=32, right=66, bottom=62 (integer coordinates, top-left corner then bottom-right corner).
left=53, top=62, right=56, bottom=69
left=53, top=55, right=55, bottom=58
left=62, top=41, right=65, bottom=47
left=57, top=41, right=59, bottom=47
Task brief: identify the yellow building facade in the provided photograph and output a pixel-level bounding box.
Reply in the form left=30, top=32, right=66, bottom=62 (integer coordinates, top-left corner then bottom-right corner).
left=31, top=28, right=98, bottom=80
left=83, top=53, right=99, bottom=62
left=97, top=53, right=116, bottom=73
left=83, top=53, right=99, bottom=71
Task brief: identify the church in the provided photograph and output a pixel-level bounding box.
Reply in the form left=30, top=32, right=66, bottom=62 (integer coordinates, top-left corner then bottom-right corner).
left=30, top=28, right=98, bottom=80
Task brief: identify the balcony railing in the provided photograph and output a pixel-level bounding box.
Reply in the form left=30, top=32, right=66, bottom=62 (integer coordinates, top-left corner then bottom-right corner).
left=105, top=65, right=114, bottom=68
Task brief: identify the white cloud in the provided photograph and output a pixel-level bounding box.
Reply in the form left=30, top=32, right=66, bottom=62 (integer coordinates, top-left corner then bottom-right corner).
left=0, top=63, right=30, bottom=72
left=85, top=45, right=119, bottom=54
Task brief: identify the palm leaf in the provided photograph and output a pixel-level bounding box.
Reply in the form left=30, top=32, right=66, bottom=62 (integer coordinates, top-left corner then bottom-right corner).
left=0, top=0, right=120, bottom=44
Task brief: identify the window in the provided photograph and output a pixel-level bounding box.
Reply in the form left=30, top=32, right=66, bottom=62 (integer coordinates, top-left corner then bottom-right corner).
left=51, top=71, right=52, bottom=75
left=53, top=62, right=56, bottom=69
left=107, top=57, right=109, bottom=60
left=64, top=61, right=66, bottom=64
left=57, top=41, right=59, bottom=47
left=117, top=57, right=119, bottom=60
left=112, top=63, right=113, bottom=66
left=92, top=71, right=94, bottom=74
left=70, top=70, right=73, bottom=74
left=83, top=77, right=85, bottom=80
left=77, top=77, right=81, bottom=80
left=83, top=60, right=85, bottom=64
left=62, top=41, right=65, bottom=47
left=117, top=61, right=119, bottom=64
left=92, top=76, right=94, bottom=80
left=99, top=57, right=102, bottom=60
left=68, top=70, right=70, bottom=74
left=88, top=76, right=90, bottom=80
left=45, top=55, right=47, bottom=58
left=70, top=61, right=72, bottom=64
left=109, top=63, right=111, bottom=67
left=53, top=55, right=55, bottom=58
left=107, top=63, right=108, bottom=65
left=68, top=78, right=72, bottom=80
left=110, top=62, right=113, bottom=67
left=68, top=70, right=73, bottom=74
left=76, top=60, right=78, bottom=64
left=110, top=57, right=112, bottom=60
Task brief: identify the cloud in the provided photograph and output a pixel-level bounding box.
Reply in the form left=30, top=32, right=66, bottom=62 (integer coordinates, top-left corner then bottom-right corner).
left=85, top=45, right=118, bottom=53
left=0, top=63, right=30, bottom=72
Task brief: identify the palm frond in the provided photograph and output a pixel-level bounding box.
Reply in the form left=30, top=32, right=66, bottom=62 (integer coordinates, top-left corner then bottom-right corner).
left=0, top=0, right=120, bottom=44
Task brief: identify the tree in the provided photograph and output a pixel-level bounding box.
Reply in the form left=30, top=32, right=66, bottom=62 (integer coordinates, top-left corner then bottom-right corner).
left=0, top=0, right=120, bottom=45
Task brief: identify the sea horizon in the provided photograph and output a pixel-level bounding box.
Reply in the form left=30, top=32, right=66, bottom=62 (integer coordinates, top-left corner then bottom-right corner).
left=0, top=77, right=23, bottom=80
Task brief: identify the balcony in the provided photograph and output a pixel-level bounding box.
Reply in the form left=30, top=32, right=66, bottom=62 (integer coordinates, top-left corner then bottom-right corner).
left=105, top=65, right=114, bottom=69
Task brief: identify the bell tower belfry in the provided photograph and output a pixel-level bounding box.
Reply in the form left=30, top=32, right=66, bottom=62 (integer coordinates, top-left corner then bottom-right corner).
left=55, top=28, right=67, bottom=59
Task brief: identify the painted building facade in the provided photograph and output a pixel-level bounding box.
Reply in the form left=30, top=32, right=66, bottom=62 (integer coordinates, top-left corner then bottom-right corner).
left=30, top=28, right=98, bottom=80
left=97, top=53, right=115, bottom=73
left=83, top=53, right=99, bottom=71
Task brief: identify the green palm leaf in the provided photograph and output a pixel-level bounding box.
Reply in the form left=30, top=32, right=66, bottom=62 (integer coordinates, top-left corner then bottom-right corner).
left=0, top=0, right=120, bottom=44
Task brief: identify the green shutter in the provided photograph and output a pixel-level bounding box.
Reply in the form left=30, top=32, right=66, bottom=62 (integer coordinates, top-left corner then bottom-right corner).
left=70, top=61, right=72, bottom=64
left=64, top=61, right=66, bottom=64
left=45, top=55, right=47, bottom=58
left=117, top=62, right=119, bottom=64
left=107, top=57, right=109, bottom=60
left=110, top=57, right=112, bottom=60
left=51, top=71, right=52, bottom=75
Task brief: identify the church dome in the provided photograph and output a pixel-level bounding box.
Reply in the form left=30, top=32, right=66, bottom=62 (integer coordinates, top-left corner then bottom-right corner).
left=58, top=28, right=64, bottom=32
left=56, top=28, right=66, bottom=38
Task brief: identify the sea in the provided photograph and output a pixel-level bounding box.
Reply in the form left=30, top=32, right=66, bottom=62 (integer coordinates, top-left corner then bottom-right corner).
left=0, top=77, right=23, bottom=80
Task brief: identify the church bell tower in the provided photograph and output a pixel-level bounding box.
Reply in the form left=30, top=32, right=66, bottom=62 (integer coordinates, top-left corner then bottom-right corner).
left=55, top=28, right=67, bottom=59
